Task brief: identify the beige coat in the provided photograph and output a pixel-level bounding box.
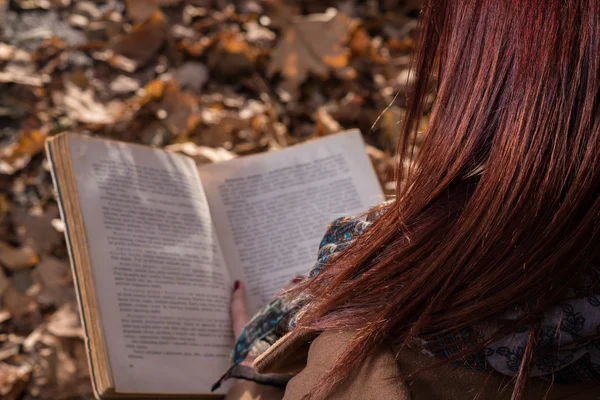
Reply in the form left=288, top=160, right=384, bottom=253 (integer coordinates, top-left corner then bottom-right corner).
left=226, top=330, right=600, bottom=399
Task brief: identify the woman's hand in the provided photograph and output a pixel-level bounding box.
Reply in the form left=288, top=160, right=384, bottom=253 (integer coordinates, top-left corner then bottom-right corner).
left=231, top=280, right=250, bottom=337
left=225, top=280, right=293, bottom=400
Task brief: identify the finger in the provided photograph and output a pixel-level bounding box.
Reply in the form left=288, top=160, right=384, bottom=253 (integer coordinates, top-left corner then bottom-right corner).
left=231, top=280, right=250, bottom=337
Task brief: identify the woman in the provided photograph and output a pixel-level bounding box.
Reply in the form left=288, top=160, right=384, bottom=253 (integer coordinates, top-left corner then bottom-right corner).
left=219, top=1, right=600, bottom=398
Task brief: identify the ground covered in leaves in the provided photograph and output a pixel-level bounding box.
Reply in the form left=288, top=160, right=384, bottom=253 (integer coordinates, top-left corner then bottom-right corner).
left=0, top=0, right=427, bottom=398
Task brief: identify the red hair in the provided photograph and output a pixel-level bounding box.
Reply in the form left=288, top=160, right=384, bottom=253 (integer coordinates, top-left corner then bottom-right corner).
left=292, top=1, right=600, bottom=399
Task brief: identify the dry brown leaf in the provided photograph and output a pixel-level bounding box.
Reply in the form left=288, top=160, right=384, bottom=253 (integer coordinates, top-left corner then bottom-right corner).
left=350, top=27, right=371, bottom=56
left=0, top=242, right=39, bottom=271
left=144, top=78, right=167, bottom=98
left=197, top=108, right=251, bottom=147
left=179, top=36, right=212, bottom=58
left=2, top=286, right=39, bottom=321
left=0, top=362, right=31, bottom=400
left=71, top=340, right=89, bottom=377
left=24, top=330, right=91, bottom=399
left=207, top=31, right=259, bottom=78
left=31, top=37, right=67, bottom=64
left=0, top=129, right=47, bottom=175
left=314, top=106, right=342, bottom=137
left=268, top=9, right=356, bottom=96
left=0, top=194, right=9, bottom=224
left=125, top=0, right=159, bottom=22
left=32, top=257, right=73, bottom=308
left=109, top=11, right=167, bottom=71
left=0, top=43, right=31, bottom=62
left=52, top=81, right=124, bottom=125
left=386, top=36, right=416, bottom=53
left=0, top=268, right=10, bottom=297
left=174, top=61, right=209, bottom=93
left=244, top=21, right=276, bottom=44
left=159, top=80, right=201, bottom=137
left=12, top=204, right=62, bottom=254
left=126, top=0, right=182, bottom=22
left=46, top=304, right=82, bottom=338
left=109, top=75, right=140, bottom=95
left=27, top=335, right=72, bottom=399
left=0, top=341, right=20, bottom=361
left=22, top=327, right=44, bottom=353
left=0, top=71, right=47, bottom=87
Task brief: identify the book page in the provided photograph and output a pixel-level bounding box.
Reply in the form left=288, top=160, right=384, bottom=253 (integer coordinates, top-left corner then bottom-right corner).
left=65, top=135, right=232, bottom=395
left=199, top=130, right=384, bottom=314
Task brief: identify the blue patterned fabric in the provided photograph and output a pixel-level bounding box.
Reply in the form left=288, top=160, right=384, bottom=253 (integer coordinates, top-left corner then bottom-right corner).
left=213, top=212, right=600, bottom=391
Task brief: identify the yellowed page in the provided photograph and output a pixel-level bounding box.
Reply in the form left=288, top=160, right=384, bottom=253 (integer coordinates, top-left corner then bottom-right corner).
left=65, top=134, right=231, bottom=395
left=199, top=130, right=384, bottom=314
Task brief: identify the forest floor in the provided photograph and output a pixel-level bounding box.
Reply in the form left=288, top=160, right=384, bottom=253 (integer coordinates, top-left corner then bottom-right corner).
left=0, top=0, right=426, bottom=398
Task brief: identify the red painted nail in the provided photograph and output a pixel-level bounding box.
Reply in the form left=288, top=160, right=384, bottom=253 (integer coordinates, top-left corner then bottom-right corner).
left=292, top=276, right=303, bottom=284
left=233, top=280, right=240, bottom=291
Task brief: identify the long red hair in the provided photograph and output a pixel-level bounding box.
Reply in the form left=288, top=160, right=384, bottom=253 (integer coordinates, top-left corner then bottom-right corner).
left=292, top=1, right=600, bottom=399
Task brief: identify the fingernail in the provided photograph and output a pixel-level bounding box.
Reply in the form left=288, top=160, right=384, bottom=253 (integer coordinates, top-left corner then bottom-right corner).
left=233, top=280, right=240, bottom=292
left=292, top=276, right=303, bottom=283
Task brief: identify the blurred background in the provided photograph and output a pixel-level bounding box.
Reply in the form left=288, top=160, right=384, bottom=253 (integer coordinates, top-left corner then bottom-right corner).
left=0, top=0, right=429, bottom=398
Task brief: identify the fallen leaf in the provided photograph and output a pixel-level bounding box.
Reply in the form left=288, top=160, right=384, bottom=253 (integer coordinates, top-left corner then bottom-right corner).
left=0, top=268, right=10, bottom=297
left=158, top=80, right=201, bottom=137
left=0, top=311, right=10, bottom=324
left=31, top=36, right=67, bottom=64
left=0, top=242, right=39, bottom=271
left=0, top=43, right=31, bottom=62
left=2, top=286, right=39, bottom=322
left=0, top=194, right=9, bottom=224
left=52, top=81, right=124, bottom=125
left=268, top=8, right=356, bottom=97
left=0, top=71, right=48, bottom=87
left=243, top=20, right=276, bottom=44
left=32, top=257, right=73, bottom=308
left=196, top=108, right=250, bottom=147
left=46, top=304, right=82, bottom=338
left=350, top=27, right=370, bottom=55
left=72, top=1, right=101, bottom=20
left=141, top=79, right=166, bottom=102
left=386, top=36, right=416, bottom=53
left=0, top=341, right=19, bottom=361
left=125, top=0, right=158, bottom=22
left=174, top=61, right=209, bottom=93
left=314, top=106, right=342, bottom=137
left=10, top=0, right=69, bottom=9
left=11, top=269, right=34, bottom=292
left=27, top=333, right=80, bottom=400
left=109, top=11, right=167, bottom=71
left=0, top=362, right=31, bottom=400
left=22, top=327, right=44, bottom=353
left=109, top=75, right=140, bottom=95
left=207, top=31, right=259, bottom=78
left=11, top=204, right=63, bottom=254
left=126, top=0, right=182, bottom=22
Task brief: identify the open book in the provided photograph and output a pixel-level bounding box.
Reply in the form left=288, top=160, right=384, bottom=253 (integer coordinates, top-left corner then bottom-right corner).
left=46, top=130, right=383, bottom=399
